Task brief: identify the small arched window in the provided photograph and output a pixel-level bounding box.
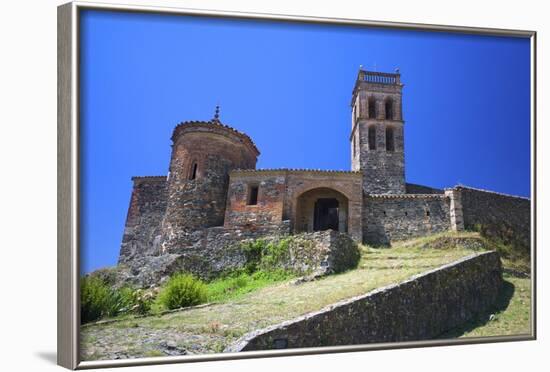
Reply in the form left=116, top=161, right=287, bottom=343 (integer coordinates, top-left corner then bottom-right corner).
left=189, top=162, right=198, bottom=180
left=368, top=97, right=376, bottom=119
left=386, top=127, right=395, bottom=152
left=385, top=99, right=394, bottom=120
left=368, top=126, right=376, bottom=150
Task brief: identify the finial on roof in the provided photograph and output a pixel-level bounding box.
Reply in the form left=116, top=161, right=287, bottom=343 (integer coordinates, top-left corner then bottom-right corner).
left=395, top=67, right=400, bottom=74
left=212, top=104, right=220, bottom=124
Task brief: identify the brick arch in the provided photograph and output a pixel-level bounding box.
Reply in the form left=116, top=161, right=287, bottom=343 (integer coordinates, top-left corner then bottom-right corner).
left=295, top=187, right=350, bottom=234
left=283, top=173, right=363, bottom=241
left=293, top=184, right=355, bottom=203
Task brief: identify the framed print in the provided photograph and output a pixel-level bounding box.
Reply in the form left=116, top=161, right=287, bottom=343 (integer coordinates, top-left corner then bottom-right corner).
left=57, top=1, right=536, bottom=369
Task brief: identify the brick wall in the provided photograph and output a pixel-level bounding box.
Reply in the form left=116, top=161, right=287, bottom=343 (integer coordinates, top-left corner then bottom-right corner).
left=226, top=170, right=363, bottom=242
left=224, top=173, right=286, bottom=229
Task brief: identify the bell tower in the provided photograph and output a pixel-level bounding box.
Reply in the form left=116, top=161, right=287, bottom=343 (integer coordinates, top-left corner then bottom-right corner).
left=350, top=67, right=405, bottom=194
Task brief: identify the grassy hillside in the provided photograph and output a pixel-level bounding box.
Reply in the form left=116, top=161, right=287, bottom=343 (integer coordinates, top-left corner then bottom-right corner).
left=80, top=232, right=531, bottom=361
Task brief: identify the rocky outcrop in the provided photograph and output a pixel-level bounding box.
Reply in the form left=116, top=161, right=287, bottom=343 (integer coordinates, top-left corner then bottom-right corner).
left=90, top=228, right=360, bottom=288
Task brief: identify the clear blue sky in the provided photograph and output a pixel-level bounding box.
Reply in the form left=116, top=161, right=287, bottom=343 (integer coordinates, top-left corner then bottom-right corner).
left=80, top=10, right=531, bottom=273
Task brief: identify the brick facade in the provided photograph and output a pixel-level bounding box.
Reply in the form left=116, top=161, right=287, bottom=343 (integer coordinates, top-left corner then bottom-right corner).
left=225, top=169, right=363, bottom=242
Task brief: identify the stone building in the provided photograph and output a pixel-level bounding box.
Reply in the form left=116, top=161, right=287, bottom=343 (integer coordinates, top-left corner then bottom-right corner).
left=119, top=68, right=530, bottom=266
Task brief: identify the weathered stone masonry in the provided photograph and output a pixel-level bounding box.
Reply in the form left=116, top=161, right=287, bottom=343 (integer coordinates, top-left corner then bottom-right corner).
left=456, top=186, right=531, bottom=250
left=119, top=176, right=167, bottom=264
left=117, top=68, right=530, bottom=279
left=364, top=194, right=451, bottom=245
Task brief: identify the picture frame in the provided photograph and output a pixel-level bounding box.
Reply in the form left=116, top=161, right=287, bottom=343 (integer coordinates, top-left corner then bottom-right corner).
left=57, top=1, right=537, bottom=369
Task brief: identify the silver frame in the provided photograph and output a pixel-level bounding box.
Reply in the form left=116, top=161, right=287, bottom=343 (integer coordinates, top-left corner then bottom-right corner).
left=57, top=1, right=537, bottom=369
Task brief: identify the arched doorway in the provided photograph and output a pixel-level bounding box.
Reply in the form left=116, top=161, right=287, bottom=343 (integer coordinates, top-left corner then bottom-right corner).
left=295, top=188, right=349, bottom=234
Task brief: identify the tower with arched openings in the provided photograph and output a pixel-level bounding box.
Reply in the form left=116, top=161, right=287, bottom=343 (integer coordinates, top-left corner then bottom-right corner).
left=350, top=68, right=405, bottom=195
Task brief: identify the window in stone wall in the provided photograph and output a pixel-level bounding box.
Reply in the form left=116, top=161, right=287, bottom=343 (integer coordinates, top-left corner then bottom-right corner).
left=353, top=136, right=357, bottom=157
left=368, top=97, right=376, bottom=118
left=189, top=162, right=198, bottom=180
left=385, top=98, right=394, bottom=120
left=426, top=210, right=430, bottom=216
left=386, top=127, right=395, bottom=152
left=368, top=126, right=376, bottom=150
left=247, top=185, right=259, bottom=205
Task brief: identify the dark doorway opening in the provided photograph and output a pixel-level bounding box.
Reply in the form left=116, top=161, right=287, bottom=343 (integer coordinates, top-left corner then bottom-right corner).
left=313, top=198, right=339, bottom=231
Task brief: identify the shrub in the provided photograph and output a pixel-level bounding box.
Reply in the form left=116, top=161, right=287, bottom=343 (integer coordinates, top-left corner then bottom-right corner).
left=157, top=273, right=207, bottom=310
left=241, top=239, right=266, bottom=273
left=81, top=277, right=155, bottom=323
left=113, top=287, right=153, bottom=315
left=80, top=276, right=115, bottom=323
left=260, top=238, right=291, bottom=270
left=241, top=237, right=293, bottom=273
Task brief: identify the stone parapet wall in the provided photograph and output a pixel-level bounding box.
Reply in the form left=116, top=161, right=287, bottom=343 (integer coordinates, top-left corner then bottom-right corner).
left=364, top=194, right=451, bottom=245
left=457, top=186, right=531, bottom=250
left=226, top=251, right=502, bottom=352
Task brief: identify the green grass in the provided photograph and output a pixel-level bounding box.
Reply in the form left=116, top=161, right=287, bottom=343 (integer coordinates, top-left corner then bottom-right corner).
left=206, top=270, right=294, bottom=303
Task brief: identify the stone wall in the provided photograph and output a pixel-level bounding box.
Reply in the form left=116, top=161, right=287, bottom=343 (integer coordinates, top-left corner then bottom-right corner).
left=364, top=194, right=451, bottom=245
left=226, top=250, right=502, bottom=352
left=118, top=176, right=167, bottom=264
left=113, top=224, right=362, bottom=287
left=273, top=231, right=360, bottom=276
left=457, top=186, right=531, bottom=251
left=357, top=123, right=405, bottom=194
